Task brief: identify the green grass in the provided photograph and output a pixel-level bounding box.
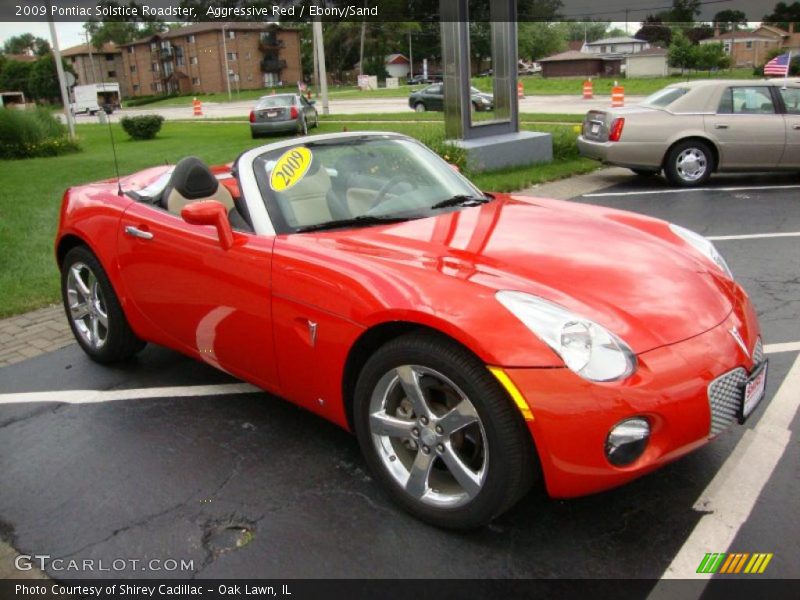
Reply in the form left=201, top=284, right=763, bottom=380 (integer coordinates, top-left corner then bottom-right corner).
left=174, top=112, right=584, bottom=124
left=0, top=119, right=592, bottom=318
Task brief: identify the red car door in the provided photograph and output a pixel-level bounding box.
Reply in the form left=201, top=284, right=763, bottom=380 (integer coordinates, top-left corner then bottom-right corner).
left=117, top=202, right=279, bottom=390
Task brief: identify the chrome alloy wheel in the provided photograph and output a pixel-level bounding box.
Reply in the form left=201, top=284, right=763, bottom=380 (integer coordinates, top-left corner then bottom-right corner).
left=66, top=262, right=109, bottom=350
left=369, top=365, right=488, bottom=508
left=675, top=147, right=707, bottom=182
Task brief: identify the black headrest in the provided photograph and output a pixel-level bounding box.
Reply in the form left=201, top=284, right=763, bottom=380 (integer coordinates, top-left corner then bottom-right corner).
left=168, top=156, right=219, bottom=200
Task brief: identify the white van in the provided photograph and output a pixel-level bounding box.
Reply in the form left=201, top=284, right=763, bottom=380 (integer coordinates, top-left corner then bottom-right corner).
left=71, top=83, right=121, bottom=115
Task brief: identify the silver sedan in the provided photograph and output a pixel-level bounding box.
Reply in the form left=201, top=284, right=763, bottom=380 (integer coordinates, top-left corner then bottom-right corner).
left=578, top=79, right=800, bottom=186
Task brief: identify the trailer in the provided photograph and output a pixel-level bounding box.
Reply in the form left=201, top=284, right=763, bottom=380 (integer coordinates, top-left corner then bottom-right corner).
left=71, top=83, right=121, bottom=115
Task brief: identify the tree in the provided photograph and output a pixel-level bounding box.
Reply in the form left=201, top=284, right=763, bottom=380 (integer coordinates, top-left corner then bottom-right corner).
left=668, top=31, right=695, bottom=72
left=762, top=2, right=800, bottom=29
left=83, top=0, right=168, bottom=48
left=3, top=34, right=50, bottom=57
left=555, top=21, right=610, bottom=44
left=27, top=55, right=76, bottom=101
left=636, top=16, right=673, bottom=46
left=659, top=0, right=701, bottom=23
left=713, top=10, right=748, bottom=32
left=0, top=60, right=32, bottom=97
left=686, top=24, right=715, bottom=43
left=692, top=43, right=730, bottom=71
left=518, top=22, right=566, bottom=61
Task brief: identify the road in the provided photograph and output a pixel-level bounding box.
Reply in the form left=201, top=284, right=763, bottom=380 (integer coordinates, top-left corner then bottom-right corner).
left=66, top=94, right=647, bottom=123
left=0, top=172, right=797, bottom=589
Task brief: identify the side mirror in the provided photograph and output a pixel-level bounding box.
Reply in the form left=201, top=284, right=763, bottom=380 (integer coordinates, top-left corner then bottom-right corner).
left=181, top=201, right=234, bottom=250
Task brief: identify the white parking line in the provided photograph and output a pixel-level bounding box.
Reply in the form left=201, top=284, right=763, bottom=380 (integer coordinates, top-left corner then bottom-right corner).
left=708, top=232, right=800, bottom=241
left=655, top=348, right=800, bottom=584
left=584, top=184, right=800, bottom=198
left=0, top=383, right=260, bottom=405
left=765, top=341, right=800, bottom=355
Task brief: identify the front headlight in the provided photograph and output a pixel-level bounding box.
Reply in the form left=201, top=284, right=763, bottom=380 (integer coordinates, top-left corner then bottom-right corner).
left=669, top=223, right=733, bottom=279
left=496, top=291, right=637, bottom=382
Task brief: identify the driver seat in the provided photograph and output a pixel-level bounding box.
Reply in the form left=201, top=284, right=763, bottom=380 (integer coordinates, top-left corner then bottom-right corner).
left=161, top=156, right=234, bottom=215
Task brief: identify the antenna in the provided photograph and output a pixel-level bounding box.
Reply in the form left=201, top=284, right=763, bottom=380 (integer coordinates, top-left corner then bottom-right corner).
left=93, top=38, right=125, bottom=196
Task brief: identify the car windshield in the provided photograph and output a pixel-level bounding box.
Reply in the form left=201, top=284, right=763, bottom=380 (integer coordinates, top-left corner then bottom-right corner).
left=256, top=96, right=294, bottom=108
left=642, top=87, right=688, bottom=107
left=253, top=136, right=486, bottom=233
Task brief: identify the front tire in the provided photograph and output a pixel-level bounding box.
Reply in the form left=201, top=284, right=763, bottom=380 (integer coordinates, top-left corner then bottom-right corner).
left=353, top=332, right=536, bottom=530
left=61, top=246, right=145, bottom=364
left=414, top=102, right=426, bottom=113
left=664, top=140, right=714, bottom=187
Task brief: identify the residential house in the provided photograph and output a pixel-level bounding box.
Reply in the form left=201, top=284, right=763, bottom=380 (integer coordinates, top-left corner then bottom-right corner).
left=582, top=36, right=650, bottom=56
left=625, top=47, right=668, bottom=78
left=538, top=50, right=623, bottom=78
left=121, top=22, right=301, bottom=97
left=699, top=27, right=786, bottom=67
left=61, top=42, right=131, bottom=97
left=385, top=54, right=410, bottom=79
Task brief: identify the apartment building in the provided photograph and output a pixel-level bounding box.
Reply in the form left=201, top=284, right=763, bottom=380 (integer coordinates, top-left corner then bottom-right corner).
left=61, top=42, right=132, bottom=97
left=121, top=22, right=302, bottom=97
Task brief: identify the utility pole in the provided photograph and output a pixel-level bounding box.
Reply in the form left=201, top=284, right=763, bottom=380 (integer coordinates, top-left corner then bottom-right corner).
left=312, top=25, right=319, bottom=98
left=313, top=19, right=329, bottom=115
left=47, top=7, right=75, bottom=140
left=84, top=31, right=99, bottom=84
left=221, top=23, right=232, bottom=101
left=409, top=31, right=413, bottom=78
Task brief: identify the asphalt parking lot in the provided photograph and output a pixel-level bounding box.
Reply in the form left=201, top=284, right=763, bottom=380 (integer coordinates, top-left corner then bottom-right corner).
left=0, top=171, right=798, bottom=585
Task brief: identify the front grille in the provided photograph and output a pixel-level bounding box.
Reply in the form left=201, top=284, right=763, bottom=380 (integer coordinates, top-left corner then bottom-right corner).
left=708, top=368, right=747, bottom=436
left=707, top=336, right=763, bottom=437
left=753, top=337, right=764, bottom=364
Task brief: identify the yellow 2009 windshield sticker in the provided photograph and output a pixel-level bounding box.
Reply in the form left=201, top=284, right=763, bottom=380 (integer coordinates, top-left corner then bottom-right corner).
left=269, top=147, right=313, bottom=192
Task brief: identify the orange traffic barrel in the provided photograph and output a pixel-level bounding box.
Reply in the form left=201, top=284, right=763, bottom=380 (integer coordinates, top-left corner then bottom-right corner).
left=583, top=80, right=593, bottom=99
left=611, top=85, right=624, bottom=107
left=192, top=97, right=203, bottom=117
left=517, top=81, right=524, bottom=99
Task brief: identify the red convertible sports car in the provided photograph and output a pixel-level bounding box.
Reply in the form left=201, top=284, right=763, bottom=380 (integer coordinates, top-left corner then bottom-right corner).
left=56, top=132, right=767, bottom=529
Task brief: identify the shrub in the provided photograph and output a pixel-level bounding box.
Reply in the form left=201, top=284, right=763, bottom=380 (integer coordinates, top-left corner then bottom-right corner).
left=0, top=107, right=79, bottom=159
left=120, top=115, right=164, bottom=140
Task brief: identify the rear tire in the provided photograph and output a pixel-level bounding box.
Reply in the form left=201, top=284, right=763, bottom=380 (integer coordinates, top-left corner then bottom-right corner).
left=353, top=331, right=537, bottom=530
left=61, top=246, right=145, bottom=364
left=414, top=102, right=426, bottom=113
left=664, top=140, right=714, bottom=187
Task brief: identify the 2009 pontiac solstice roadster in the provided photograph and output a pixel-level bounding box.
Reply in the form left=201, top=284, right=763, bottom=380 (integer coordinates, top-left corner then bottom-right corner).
left=55, top=132, right=768, bottom=529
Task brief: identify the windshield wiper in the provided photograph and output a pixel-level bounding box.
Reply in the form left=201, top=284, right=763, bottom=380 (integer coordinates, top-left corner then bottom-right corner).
left=295, top=215, right=413, bottom=233
left=431, top=194, right=490, bottom=209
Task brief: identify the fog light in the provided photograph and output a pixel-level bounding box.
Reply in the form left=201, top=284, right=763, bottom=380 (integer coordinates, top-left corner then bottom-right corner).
left=605, top=417, right=650, bottom=466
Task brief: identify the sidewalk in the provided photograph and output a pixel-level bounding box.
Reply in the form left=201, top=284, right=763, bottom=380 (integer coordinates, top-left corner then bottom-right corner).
left=0, top=305, right=73, bottom=368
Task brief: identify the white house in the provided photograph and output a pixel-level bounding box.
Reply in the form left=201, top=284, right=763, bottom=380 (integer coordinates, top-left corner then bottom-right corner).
left=625, top=47, right=669, bottom=77
left=385, top=54, right=410, bottom=78
left=583, top=36, right=650, bottom=56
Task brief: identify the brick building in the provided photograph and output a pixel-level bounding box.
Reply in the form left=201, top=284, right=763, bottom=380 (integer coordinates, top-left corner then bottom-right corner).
left=61, top=42, right=131, bottom=97
left=121, top=22, right=301, bottom=97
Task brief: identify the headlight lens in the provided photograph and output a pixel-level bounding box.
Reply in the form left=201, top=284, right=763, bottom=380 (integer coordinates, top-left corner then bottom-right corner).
left=496, top=291, right=637, bottom=382
left=669, top=223, right=733, bottom=279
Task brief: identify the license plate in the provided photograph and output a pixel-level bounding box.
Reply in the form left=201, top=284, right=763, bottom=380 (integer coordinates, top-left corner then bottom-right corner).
left=741, top=361, right=768, bottom=422
left=591, top=123, right=600, bottom=134
left=266, top=111, right=278, bottom=118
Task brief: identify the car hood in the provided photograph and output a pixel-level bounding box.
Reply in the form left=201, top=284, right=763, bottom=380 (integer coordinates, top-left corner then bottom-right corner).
left=306, top=195, right=732, bottom=354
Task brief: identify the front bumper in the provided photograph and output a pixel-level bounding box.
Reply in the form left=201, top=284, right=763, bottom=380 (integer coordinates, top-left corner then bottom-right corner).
left=506, top=294, right=764, bottom=498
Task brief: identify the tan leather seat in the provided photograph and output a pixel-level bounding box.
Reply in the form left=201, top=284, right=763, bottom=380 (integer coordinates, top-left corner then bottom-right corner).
left=162, top=156, right=235, bottom=215
left=276, top=162, right=334, bottom=227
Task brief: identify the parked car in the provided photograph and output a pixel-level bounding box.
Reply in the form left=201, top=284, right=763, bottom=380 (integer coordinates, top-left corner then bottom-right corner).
left=249, top=93, right=318, bottom=138
left=578, top=79, right=800, bottom=186
left=56, top=132, right=765, bottom=529
left=409, top=84, right=494, bottom=112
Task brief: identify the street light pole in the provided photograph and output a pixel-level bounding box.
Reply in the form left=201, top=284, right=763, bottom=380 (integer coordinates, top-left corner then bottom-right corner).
left=47, top=7, right=75, bottom=140
left=313, top=19, right=329, bottom=115
left=221, top=23, right=232, bottom=101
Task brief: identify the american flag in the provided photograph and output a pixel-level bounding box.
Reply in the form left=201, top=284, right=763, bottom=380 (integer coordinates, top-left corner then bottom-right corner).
left=764, top=52, right=792, bottom=76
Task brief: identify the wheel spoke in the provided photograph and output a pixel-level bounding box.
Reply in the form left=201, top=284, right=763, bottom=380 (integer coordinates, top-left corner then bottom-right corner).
left=71, top=266, right=91, bottom=299
left=70, top=301, right=91, bottom=321
left=370, top=412, right=415, bottom=439
left=395, top=366, right=431, bottom=418
left=440, top=445, right=482, bottom=498
left=90, top=314, right=100, bottom=345
left=405, top=449, right=435, bottom=498
left=96, top=310, right=108, bottom=329
left=438, top=400, right=479, bottom=435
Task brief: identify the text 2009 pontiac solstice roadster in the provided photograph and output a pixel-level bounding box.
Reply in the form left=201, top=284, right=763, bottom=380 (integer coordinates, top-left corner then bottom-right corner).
left=56, top=132, right=767, bottom=529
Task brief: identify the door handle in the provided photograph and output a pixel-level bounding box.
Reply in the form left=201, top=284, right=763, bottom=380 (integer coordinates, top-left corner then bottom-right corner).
left=714, top=124, right=729, bottom=129
left=124, top=225, right=154, bottom=240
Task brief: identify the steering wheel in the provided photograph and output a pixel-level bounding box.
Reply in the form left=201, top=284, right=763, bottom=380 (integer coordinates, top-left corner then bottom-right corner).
left=371, top=175, right=414, bottom=208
